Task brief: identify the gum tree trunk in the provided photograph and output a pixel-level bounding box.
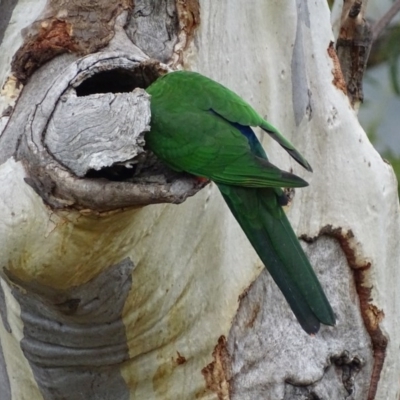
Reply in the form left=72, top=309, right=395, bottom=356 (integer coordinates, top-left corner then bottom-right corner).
left=0, top=1, right=398, bottom=399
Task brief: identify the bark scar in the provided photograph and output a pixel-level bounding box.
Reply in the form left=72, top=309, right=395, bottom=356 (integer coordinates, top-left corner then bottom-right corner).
left=11, top=1, right=134, bottom=83
left=171, top=0, right=200, bottom=67
left=201, top=336, right=231, bottom=400
left=302, top=225, right=387, bottom=400
left=327, top=41, right=347, bottom=95
left=13, top=20, right=77, bottom=83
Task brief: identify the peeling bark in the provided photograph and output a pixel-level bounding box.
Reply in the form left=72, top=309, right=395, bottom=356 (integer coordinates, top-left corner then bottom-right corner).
left=320, top=226, right=388, bottom=400
left=202, top=336, right=231, bottom=400
left=12, top=0, right=133, bottom=83
left=336, top=0, right=372, bottom=107
left=327, top=41, right=348, bottom=95
left=172, top=0, right=201, bottom=67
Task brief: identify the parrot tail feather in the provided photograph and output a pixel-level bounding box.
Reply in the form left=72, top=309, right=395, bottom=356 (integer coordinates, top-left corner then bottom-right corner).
left=218, top=184, right=335, bottom=334
left=260, top=122, right=313, bottom=172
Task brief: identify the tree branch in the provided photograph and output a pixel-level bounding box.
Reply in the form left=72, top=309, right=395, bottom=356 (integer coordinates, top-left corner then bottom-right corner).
left=372, top=0, right=400, bottom=41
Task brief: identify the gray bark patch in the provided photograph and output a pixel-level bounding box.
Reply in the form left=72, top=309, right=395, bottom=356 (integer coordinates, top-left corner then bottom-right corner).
left=10, top=258, right=134, bottom=400
left=291, top=0, right=313, bottom=126
left=0, top=279, right=11, bottom=333
left=0, top=0, right=19, bottom=47
left=0, top=336, right=11, bottom=400
left=45, top=89, right=150, bottom=178
left=228, top=237, right=373, bottom=399
left=125, top=0, right=179, bottom=63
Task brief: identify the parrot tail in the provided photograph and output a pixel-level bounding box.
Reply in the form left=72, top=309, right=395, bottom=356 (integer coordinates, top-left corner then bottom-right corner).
left=259, top=121, right=313, bottom=172
left=218, top=183, right=335, bottom=334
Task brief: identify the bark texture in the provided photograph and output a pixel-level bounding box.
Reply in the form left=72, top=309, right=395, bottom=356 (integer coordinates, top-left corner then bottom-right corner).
left=335, top=0, right=372, bottom=107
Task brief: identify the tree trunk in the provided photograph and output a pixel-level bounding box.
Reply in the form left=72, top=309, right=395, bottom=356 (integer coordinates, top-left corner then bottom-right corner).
left=0, top=1, right=398, bottom=399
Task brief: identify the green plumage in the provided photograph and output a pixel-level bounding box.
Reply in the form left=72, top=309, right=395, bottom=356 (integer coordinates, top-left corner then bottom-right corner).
left=145, top=71, right=335, bottom=333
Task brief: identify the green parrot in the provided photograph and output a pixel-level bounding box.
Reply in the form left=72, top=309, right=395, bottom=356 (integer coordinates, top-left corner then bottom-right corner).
left=145, top=70, right=335, bottom=334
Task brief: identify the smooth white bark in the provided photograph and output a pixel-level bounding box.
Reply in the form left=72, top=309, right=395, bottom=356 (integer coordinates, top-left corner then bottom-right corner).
left=190, top=1, right=399, bottom=398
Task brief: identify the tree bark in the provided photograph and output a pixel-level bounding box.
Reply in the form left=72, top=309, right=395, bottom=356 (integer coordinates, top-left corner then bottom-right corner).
left=0, top=1, right=398, bottom=399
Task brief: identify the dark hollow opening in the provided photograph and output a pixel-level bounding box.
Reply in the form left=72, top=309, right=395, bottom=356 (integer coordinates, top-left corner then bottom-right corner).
left=86, top=165, right=138, bottom=181
left=75, top=62, right=163, bottom=97
left=75, top=69, right=144, bottom=96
